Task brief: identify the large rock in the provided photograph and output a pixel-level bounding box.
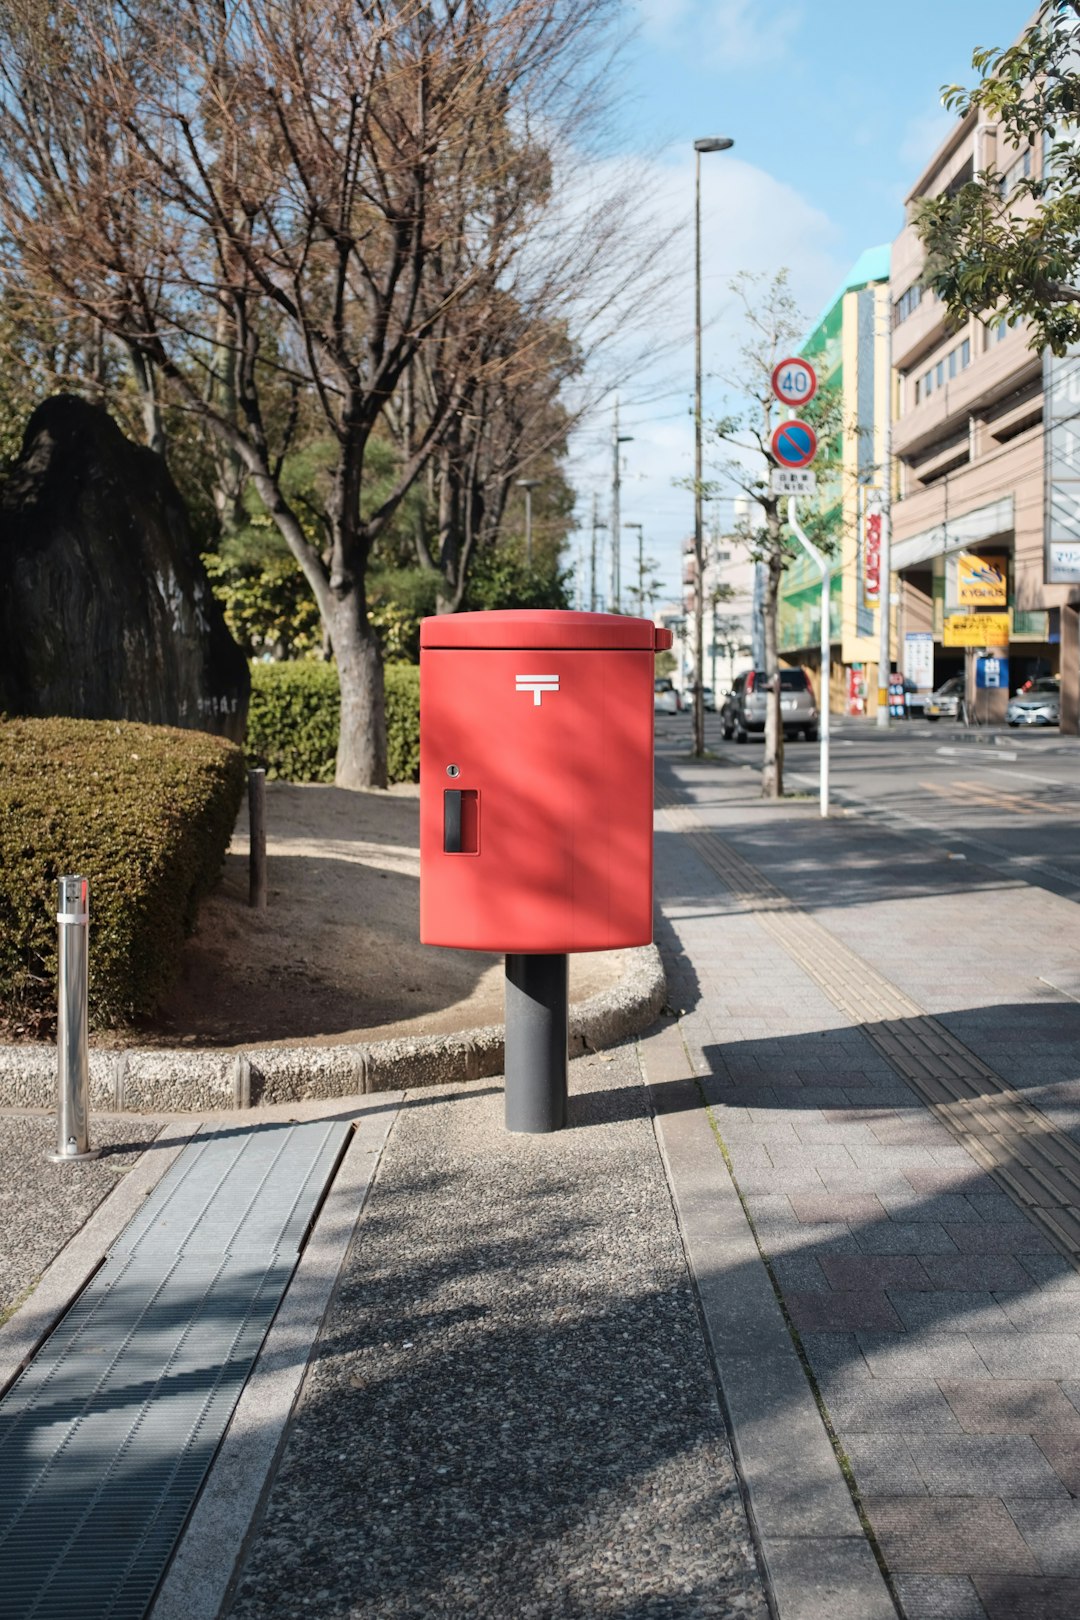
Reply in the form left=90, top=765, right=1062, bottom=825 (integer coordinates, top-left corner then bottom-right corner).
left=0, top=395, right=248, bottom=742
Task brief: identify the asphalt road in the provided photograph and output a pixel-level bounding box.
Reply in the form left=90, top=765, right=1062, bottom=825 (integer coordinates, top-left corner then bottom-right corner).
left=657, top=710, right=1080, bottom=907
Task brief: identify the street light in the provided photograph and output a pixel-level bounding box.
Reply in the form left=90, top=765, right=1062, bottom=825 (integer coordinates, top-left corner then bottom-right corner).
left=693, top=134, right=734, bottom=757
left=516, top=478, right=541, bottom=567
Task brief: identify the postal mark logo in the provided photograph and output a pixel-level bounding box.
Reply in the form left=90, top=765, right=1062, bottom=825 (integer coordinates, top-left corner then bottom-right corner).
left=515, top=673, right=559, bottom=706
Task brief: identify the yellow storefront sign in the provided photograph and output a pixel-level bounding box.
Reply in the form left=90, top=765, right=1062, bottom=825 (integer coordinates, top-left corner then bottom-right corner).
left=943, top=612, right=1010, bottom=647
left=956, top=551, right=1008, bottom=607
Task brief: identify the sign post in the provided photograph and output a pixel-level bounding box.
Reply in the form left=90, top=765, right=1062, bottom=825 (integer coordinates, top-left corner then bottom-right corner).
left=770, top=357, right=826, bottom=815
left=787, top=499, right=831, bottom=819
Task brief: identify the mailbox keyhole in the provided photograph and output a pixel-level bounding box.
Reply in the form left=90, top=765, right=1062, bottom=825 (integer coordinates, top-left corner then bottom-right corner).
left=444, top=789, right=479, bottom=853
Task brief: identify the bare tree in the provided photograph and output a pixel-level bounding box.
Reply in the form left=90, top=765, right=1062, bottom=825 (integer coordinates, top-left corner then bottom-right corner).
left=0, top=0, right=627, bottom=786
left=707, top=271, right=842, bottom=799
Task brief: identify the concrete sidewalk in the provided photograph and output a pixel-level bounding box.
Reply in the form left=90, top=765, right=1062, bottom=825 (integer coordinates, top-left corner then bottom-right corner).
left=651, top=744, right=1080, bottom=1620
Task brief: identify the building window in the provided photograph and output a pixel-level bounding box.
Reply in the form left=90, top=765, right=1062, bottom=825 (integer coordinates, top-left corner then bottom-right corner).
left=893, top=281, right=924, bottom=327
left=999, top=146, right=1033, bottom=197
left=915, top=335, right=975, bottom=404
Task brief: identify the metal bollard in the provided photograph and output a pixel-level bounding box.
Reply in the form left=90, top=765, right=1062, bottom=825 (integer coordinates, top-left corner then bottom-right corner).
left=48, top=876, right=100, bottom=1164
left=504, top=953, right=569, bottom=1133
left=248, top=767, right=267, bottom=909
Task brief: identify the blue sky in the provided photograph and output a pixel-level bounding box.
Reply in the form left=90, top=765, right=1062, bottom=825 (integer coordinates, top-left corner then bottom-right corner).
left=567, top=0, right=1035, bottom=607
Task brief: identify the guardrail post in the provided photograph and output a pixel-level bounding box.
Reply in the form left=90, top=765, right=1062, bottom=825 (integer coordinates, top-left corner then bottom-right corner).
left=49, top=875, right=100, bottom=1164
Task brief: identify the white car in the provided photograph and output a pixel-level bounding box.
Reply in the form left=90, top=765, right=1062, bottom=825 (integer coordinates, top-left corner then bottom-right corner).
left=1007, top=676, right=1060, bottom=727
left=654, top=678, right=681, bottom=715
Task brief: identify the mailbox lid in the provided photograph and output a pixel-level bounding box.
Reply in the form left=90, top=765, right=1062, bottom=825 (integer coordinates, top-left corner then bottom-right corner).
left=420, top=609, right=667, bottom=652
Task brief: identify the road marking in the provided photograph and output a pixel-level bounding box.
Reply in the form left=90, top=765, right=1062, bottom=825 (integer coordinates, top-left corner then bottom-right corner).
left=917, top=778, right=1073, bottom=818
left=959, top=763, right=1066, bottom=787
left=936, top=745, right=1019, bottom=762
left=954, top=778, right=1073, bottom=816
left=1040, top=974, right=1080, bottom=1004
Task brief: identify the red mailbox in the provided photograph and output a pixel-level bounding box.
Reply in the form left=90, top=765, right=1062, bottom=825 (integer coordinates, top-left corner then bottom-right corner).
left=420, top=609, right=671, bottom=954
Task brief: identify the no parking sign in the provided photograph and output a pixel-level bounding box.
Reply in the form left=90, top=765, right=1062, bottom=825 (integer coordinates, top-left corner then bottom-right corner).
left=771, top=419, right=817, bottom=469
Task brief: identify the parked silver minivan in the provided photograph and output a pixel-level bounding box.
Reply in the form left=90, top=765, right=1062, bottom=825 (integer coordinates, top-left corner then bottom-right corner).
left=719, top=667, right=819, bottom=743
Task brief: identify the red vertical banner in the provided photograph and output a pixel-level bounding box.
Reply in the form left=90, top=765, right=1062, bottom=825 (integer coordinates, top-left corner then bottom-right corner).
left=847, top=666, right=866, bottom=716
left=864, top=507, right=882, bottom=608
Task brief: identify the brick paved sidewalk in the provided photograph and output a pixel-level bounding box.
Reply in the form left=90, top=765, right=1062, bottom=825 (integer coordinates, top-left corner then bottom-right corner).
left=654, top=749, right=1080, bottom=1620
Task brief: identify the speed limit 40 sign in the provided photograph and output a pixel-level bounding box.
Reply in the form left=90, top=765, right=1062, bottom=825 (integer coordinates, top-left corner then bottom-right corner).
left=771, top=357, right=817, bottom=407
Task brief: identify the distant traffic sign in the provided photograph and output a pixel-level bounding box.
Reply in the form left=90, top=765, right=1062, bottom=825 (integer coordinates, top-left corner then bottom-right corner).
left=771, top=419, right=817, bottom=469
left=771, top=357, right=817, bottom=407
left=770, top=468, right=817, bottom=495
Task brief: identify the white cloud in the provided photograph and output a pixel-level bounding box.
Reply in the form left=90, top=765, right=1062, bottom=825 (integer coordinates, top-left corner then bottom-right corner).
left=564, top=148, right=844, bottom=607
left=633, top=0, right=804, bottom=69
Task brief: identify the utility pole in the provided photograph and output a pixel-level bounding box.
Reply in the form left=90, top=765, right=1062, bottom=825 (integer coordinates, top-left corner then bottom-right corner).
left=611, top=397, right=632, bottom=612
left=876, top=296, right=893, bottom=728
left=589, top=494, right=606, bottom=612
left=625, top=521, right=644, bottom=613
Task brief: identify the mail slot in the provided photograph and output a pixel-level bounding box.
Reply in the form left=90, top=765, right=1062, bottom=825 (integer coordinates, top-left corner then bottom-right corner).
left=420, top=609, right=671, bottom=953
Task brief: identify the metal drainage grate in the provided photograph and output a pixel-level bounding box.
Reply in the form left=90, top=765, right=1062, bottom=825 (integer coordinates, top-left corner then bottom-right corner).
left=0, top=1118, right=349, bottom=1619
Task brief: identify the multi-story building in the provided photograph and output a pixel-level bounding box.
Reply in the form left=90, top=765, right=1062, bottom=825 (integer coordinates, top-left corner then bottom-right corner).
left=671, top=503, right=759, bottom=699
left=890, top=106, right=1076, bottom=724
left=777, top=246, right=892, bottom=714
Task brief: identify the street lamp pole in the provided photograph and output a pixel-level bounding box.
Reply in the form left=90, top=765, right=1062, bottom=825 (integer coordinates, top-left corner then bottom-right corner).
left=693, top=135, right=734, bottom=756
left=516, top=478, right=540, bottom=568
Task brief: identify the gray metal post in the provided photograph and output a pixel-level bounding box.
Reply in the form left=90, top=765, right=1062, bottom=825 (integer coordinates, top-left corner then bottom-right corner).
left=49, top=875, right=99, bottom=1164
left=504, top=954, right=568, bottom=1133
left=788, top=497, right=831, bottom=818
left=248, top=767, right=267, bottom=909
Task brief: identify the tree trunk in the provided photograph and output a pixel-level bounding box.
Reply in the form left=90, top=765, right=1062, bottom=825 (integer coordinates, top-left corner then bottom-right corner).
left=761, top=548, right=784, bottom=800
left=435, top=443, right=459, bottom=614
left=124, top=342, right=166, bottom=457
left=327, top=596, right=387, bottom=789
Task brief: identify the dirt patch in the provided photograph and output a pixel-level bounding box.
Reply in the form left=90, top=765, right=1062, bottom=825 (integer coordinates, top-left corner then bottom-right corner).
left=111, top=781, right=627, bottom=1051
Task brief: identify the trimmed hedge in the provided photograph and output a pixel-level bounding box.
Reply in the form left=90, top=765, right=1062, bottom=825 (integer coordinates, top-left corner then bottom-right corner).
left=246, top=661, right=420, bottom=785
left=385, top=665, right=421, bottom=784
left=0, top=717, right=244, bottom=1031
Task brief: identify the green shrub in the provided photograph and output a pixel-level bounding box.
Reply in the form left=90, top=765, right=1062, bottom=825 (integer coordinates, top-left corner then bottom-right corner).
left=0, top=717, right=244, bottom=1031
left=385, top=665, right=420, bottom=784
left=246, top=660, right=419, bottom=785
left=246, top=661, right=339, bottom=783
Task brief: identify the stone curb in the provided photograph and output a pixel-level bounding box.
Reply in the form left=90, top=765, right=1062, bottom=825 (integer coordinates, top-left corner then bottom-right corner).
left=0, top=943, right=666, bottom=1113
left=641, top=1021, right=898, bottom=1620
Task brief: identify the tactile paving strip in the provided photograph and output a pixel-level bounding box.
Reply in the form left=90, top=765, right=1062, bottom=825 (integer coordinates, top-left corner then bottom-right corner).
left=658, top=784, right=1080, bottom=1265
left=0, top=1119, right=349, bottom=1619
